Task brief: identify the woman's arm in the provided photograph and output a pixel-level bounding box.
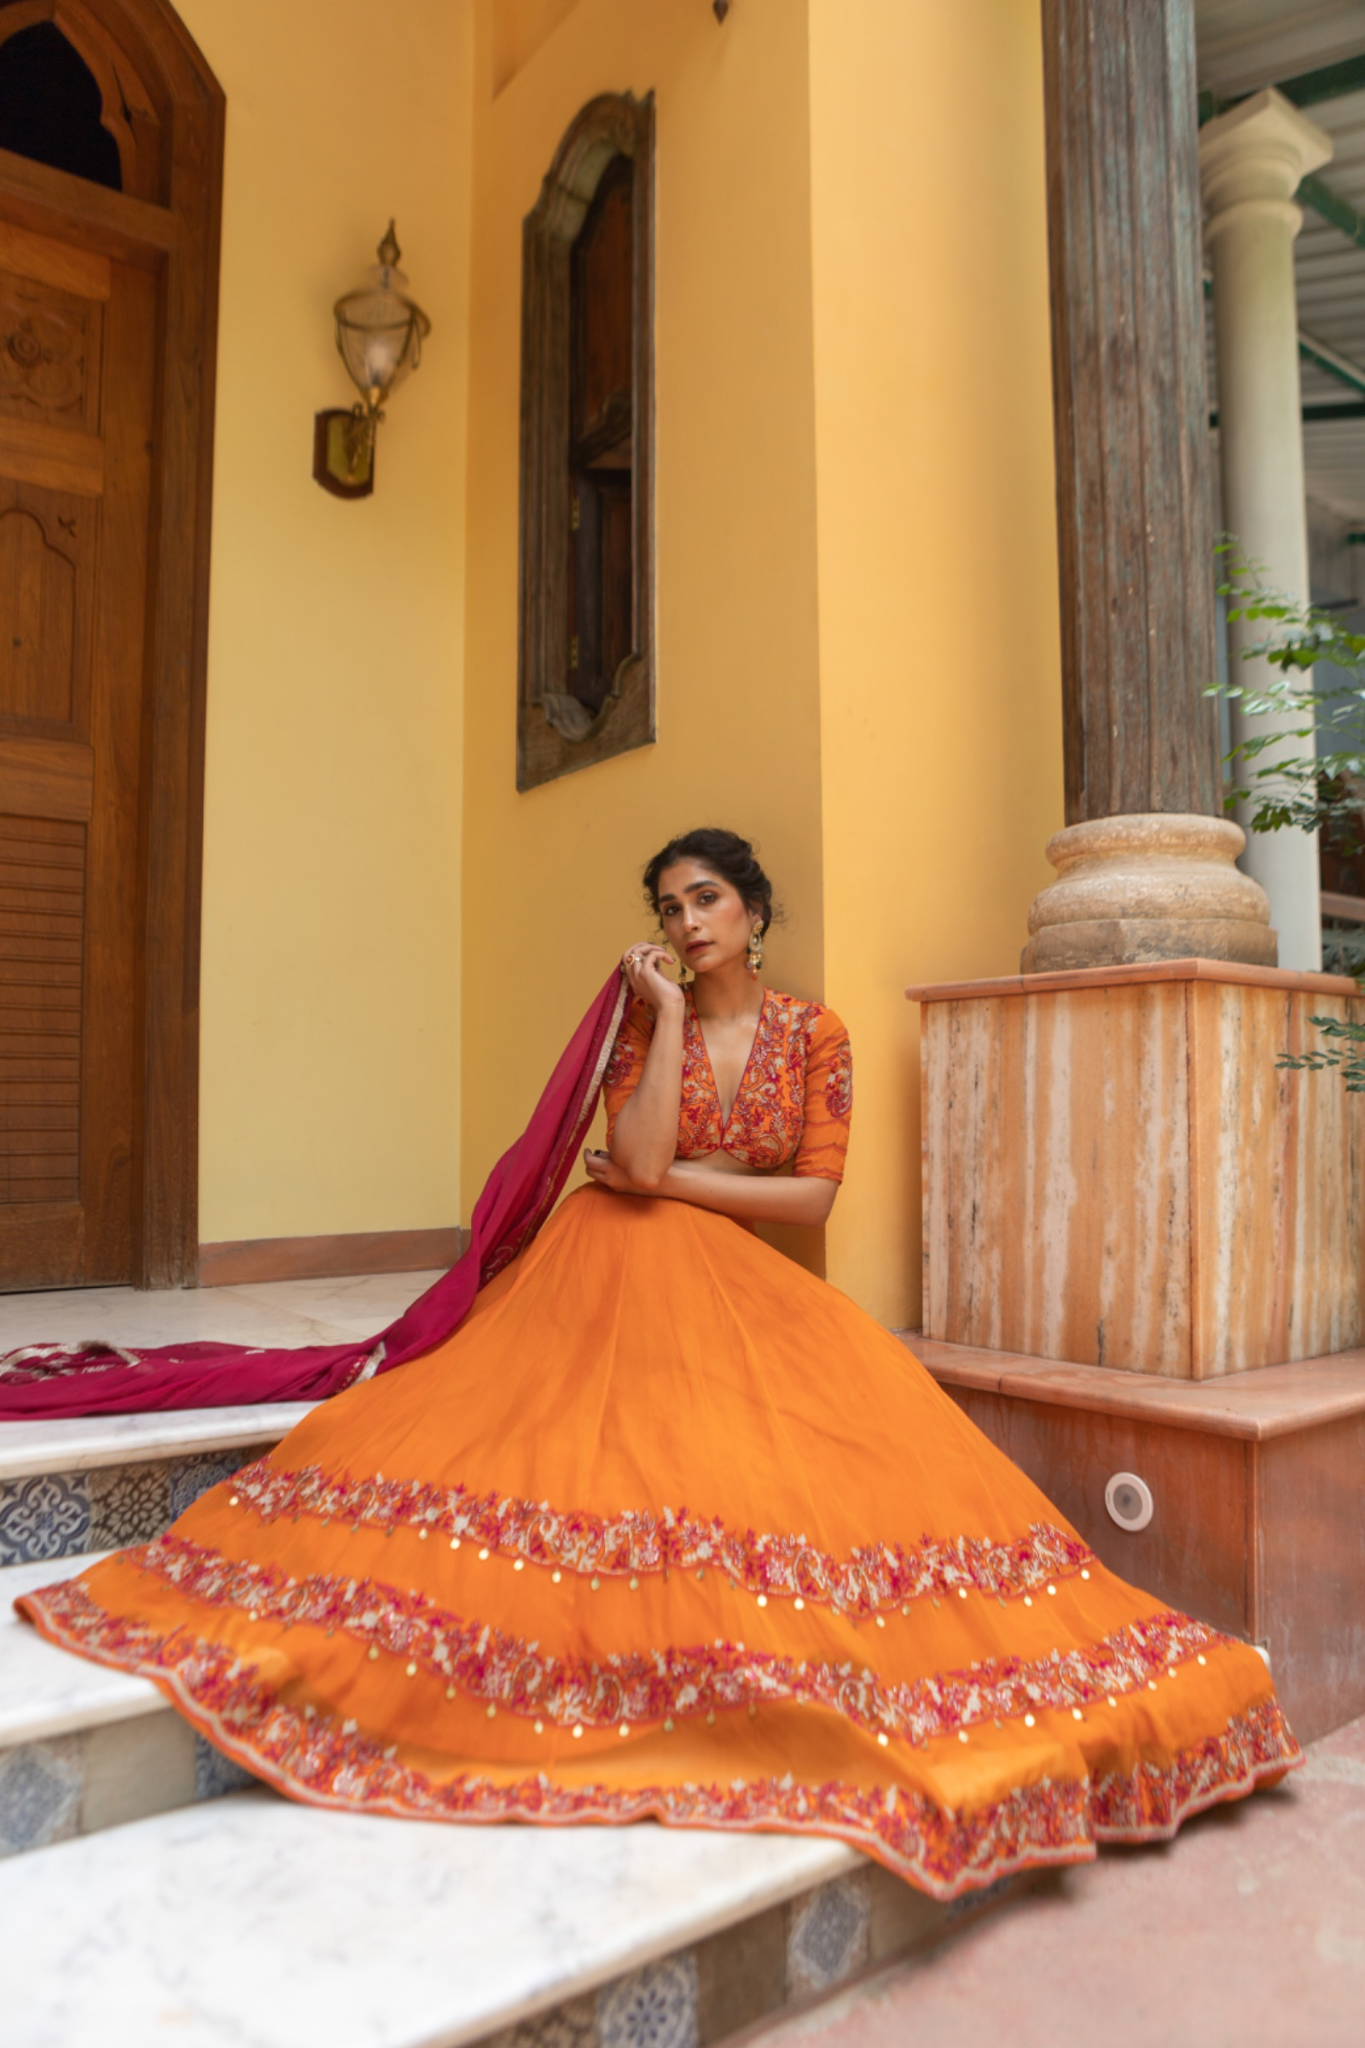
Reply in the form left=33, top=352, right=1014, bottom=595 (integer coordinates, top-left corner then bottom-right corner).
left=658, top=1161, right=838, bottom=1226
left=587, top=1152, right=838, bottom=1226
left=607, top=950, right=685, bottom=1189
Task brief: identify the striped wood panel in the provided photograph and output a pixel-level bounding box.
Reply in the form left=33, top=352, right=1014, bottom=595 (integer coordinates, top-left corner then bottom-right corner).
left=0, top=812, right=83, bottom=1205
left=920, top=975, right=1365, bottom=1379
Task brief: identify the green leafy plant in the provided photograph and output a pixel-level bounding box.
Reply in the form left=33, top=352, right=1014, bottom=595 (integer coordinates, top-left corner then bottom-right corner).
left=1211, top=549, right=1365, bottom=1085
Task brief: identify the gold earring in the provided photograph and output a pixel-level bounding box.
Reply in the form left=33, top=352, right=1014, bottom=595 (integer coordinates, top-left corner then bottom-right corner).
left=746, top=925, right=764, bottom=978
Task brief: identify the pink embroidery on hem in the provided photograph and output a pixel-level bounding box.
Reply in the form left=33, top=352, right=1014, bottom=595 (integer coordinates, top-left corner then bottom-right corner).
left=222, top=1458, right=1096, bottom=1616
left=17, top=1573, right=1301, bottom=1901
left=76, top=1536, right=1233, bottom=1748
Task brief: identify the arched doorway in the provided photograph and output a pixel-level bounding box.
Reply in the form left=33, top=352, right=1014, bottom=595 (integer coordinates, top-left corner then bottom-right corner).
left=0, top=0, right=222, bottom=1288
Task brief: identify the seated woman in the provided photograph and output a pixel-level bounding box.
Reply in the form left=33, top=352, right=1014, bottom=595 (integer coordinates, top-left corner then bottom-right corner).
left=15, top=828, right=1297, bottom=1899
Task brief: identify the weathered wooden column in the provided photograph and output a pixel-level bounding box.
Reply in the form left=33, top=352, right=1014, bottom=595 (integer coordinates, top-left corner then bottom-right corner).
left=1024, top=0, right=1274, bottom=970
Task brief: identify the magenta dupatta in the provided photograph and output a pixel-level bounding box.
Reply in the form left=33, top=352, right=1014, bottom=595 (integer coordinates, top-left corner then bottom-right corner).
left=0, top=971, right=628, bottom=1418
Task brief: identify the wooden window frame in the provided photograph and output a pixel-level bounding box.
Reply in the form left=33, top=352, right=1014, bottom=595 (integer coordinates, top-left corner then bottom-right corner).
left=517, top=91, right=654, bottom=792
left=0, top=0, right=222, bottom=1285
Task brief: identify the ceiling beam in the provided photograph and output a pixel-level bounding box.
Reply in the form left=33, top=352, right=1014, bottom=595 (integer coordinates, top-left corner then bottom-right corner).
left=1299, top=327, right=1365, bottom=397
left=1299, top=171, right=1365, bottom=254
left=1274, top=52, right=1365, bottom=111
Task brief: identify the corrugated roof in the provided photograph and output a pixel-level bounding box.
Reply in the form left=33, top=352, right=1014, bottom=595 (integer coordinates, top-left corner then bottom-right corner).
left=1197, top=1, right=1365, bottom=521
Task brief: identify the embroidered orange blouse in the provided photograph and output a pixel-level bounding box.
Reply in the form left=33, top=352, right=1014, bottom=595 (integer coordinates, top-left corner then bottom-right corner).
left=604, top=989, right=853, bottom=1181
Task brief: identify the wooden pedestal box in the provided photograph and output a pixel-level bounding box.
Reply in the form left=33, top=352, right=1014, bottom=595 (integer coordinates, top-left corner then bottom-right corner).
left=910, top=959, right=1365, bottom=1379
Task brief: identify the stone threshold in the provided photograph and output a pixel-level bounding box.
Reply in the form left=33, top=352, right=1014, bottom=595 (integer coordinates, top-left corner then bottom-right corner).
left=902, top=1335, right=1365, bottom=1441
left=0, top=1785, right=1025, bottom=2048
left=0, top=1402, right=314, bottom=1482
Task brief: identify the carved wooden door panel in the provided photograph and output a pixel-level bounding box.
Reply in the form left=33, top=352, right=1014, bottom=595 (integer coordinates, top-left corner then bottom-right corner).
left=0, top=218, right=154, bottom=1286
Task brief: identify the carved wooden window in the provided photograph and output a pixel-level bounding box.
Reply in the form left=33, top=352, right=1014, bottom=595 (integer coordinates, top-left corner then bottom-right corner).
left=518, top=92, right=653, bottom=791
left=0, top=7, right=165, bottom=202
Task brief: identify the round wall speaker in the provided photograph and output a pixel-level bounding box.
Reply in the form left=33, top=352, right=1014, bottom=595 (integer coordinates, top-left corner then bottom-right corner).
left=1104, top=1471, right=1154, bottom=1533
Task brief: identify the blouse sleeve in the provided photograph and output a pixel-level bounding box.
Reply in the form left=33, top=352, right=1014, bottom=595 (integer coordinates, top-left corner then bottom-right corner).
left=792, top=1008, right=853, bottom=1181
left=603, top=995, right=657, bottom=1148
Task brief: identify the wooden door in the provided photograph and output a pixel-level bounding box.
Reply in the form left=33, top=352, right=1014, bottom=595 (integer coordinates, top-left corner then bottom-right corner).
left=0, top=216, right=154, bottom=1286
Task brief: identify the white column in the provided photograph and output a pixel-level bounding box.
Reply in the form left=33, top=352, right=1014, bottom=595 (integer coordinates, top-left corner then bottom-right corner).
left=1200, top=90, right=1332, bottom=971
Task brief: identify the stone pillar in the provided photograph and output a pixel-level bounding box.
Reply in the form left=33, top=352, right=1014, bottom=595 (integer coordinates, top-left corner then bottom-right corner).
left=1026, top=0, right=1275, bottom=972
left=1200, top=90, right=1332, bottom=973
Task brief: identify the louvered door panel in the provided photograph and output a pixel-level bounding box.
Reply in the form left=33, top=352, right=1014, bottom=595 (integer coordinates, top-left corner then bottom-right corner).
left=0, top=221, right=154, bottom=1286
left=0, top=815, right=83, bottom=1204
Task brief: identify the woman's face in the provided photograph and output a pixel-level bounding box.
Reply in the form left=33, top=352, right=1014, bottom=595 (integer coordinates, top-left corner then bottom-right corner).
left=655, top=860, right=758, bottom=976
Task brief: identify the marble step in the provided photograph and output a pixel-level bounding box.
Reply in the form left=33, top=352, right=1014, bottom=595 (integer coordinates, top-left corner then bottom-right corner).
left=0, top=1402, right=314, bottom=1569
left=0, top=1551, right=255, bottom=1857
left=0, top=1786, right=1019, bottom=2048
left=0, top=1266, right=441, bottom=1570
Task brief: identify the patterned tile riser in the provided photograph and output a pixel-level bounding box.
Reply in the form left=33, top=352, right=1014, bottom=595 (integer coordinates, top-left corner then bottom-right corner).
left=0, top=1447, right=275, bottom=1565
left=478, top=1867, right=990, bottom=2048
left=0, top=1727, right=255, bottom=1858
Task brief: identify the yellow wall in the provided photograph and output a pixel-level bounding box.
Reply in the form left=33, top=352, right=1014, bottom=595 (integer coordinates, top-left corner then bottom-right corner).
left=178, top=0, right=1061, bottom=1314
left=808, top=0, right=1065, bottom=1323
left=462, top=0, right=1062, bottom=1325
left=178, top=0, right=473, bottom=1244
left=461, top=0, right=827, bottom=1218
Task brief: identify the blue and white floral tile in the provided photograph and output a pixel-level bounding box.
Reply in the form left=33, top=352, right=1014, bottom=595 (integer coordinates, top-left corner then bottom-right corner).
left=786, top=1872, right=871, bottom=1998
left=485, top=1994, right=598, bottom=2048
left=88, top=1461, right=172, bottom=1549
left=598, top=1954, right=698, bottom=2048
left=0, top=1737, right=82, bottom=1858
left=945, top=1871, right=1013, bottom=1922
left=193, top=1734, right=258, bottom=1803
left=0, top=1472, right=90, bottom=1565
left=168, top=1447, right=271, bottom=1522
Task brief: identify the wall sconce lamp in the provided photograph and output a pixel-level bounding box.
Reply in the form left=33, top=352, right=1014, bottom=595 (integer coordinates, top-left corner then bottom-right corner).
left=313, top=221, right=431, bottom=499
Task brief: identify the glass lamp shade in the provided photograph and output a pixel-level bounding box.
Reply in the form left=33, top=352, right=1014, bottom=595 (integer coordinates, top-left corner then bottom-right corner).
left=333, top=221, right=431, bottom=409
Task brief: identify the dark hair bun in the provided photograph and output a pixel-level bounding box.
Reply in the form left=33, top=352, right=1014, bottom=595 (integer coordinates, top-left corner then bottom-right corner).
left=643, top=828, right=777, bottom=933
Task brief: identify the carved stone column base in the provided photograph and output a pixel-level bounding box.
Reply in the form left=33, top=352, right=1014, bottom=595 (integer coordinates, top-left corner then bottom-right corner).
left=1022, top=813, right=1276, bottom=972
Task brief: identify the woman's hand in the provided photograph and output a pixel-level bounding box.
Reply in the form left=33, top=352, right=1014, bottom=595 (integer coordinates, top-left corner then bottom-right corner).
left=584, top=1148, right=647, bottom=1194
left=621, top=942, right=683, bottom=1014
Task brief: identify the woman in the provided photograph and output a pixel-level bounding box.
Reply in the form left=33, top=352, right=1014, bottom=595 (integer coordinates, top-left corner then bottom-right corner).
left=16, top=829, right=1297, bottom=1898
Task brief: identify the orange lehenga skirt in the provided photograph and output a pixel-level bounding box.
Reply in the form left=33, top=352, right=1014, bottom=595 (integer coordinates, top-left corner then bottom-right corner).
left=18, top=1186, right=1299, bottom=1898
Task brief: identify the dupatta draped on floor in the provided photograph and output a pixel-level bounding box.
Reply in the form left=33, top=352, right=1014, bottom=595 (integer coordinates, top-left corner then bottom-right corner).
left=0, top=971, right=628, bottom=1417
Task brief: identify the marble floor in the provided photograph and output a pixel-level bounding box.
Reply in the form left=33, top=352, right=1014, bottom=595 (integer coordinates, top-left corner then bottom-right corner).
left=0, top=1269, right=445, bottom=1353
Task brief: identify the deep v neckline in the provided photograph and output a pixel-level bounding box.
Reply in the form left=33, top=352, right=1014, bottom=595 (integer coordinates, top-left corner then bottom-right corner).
left=689, top=987, right=769, bottom=1134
